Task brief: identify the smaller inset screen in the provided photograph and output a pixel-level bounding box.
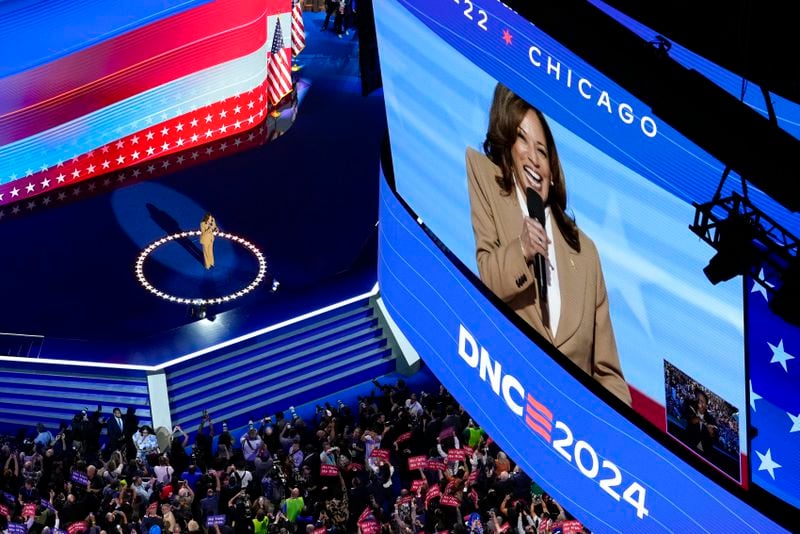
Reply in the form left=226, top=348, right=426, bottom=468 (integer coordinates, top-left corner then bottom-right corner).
left=664, top=360, right=741, bottom=481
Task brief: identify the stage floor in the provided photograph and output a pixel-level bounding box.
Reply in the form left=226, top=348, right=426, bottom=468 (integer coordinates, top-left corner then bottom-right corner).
left=0, top=12, right=386, bottom=366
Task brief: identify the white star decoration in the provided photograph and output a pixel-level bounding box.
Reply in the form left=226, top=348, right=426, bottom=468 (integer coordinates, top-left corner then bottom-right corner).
left=749, top=380, right=761, bottom=412
left=2, top=84, right=275, bottom=213
left=755, top=449, right=782, bottom=480
left=751, top=269, right=774, bottom=301
left=768, top=339, right=795, bottom=372
left=582, top=192, right=654, bottom=339
left=788, top=412, right=800, bottom=433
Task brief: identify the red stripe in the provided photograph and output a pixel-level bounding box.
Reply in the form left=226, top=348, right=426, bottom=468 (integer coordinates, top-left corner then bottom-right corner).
left=0, top=79, right=276, bottom=206
left=524, top=416, right=552, bottom=442
left=526, top=393, right=553, bottom=421
left=525, top=403, right=553, bottom=432
left=1, top=0, right=269, bottom=113
left=629, top=386, right=665, bottom=430
left=0, top=0, right=288, bottom=144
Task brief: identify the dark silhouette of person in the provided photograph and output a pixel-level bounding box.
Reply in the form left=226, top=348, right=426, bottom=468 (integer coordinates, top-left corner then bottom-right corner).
left=682, top=388, right=719, bottom=460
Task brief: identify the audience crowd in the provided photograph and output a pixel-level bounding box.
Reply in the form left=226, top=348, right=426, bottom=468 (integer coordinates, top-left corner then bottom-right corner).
left=0, top=378, right=587, bottom=534
left=665, top=366, right=739, bottom=458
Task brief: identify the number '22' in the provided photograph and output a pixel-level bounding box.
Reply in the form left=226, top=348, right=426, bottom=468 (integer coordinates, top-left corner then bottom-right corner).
left=454, top=0, right=488, bottom=30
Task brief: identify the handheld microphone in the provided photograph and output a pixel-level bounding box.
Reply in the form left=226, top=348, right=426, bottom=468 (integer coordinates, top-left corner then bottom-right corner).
left=525, top=187, right=547, bottom=302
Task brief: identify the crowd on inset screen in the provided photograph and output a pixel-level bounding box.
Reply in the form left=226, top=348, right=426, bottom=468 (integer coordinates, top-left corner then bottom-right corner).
left=0, top=378, right=589, bottom=533
left=665, top=367, right=739, bottom=457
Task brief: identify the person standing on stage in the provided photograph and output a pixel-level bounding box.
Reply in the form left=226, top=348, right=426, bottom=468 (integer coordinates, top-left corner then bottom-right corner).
left=200, top=213, right=218, bottom=269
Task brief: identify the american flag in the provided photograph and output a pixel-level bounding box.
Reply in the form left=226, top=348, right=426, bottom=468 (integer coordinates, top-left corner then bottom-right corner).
left=291, top=0, right=306, bottom=57
left=268, top=19, right=293, bottom=108
left=746, top=268, right=800, bottom=510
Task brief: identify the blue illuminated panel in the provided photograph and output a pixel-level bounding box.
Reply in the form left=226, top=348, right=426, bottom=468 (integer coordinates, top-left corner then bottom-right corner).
left=379, top=177, right=786, bottom=532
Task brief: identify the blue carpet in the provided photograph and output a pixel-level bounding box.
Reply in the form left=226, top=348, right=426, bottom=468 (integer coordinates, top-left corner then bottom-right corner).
left=0, top=11, right=386, bottom=365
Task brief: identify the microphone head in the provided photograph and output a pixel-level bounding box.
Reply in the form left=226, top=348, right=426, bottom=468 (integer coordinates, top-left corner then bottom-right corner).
left=526, top=187, right=545, bottom=224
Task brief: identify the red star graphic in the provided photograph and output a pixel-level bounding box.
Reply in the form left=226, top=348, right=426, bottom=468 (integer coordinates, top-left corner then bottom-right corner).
left=502, top=28, right=513, bottom=45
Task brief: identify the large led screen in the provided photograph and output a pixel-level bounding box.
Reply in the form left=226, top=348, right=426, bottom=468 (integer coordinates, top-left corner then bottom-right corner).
left=375, top=0, right=799, bottom=529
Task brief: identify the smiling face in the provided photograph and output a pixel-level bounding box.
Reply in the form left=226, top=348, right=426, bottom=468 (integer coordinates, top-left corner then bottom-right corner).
left=511, top=109, right=551, bottom=204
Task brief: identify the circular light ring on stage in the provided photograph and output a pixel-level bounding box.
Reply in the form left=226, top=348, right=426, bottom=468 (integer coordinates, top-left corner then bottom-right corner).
left=135, top=231, right=267, bottom=306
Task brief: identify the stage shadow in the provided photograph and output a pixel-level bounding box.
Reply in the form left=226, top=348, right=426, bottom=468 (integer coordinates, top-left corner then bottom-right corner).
left=146, top=203, right=203, bottom=266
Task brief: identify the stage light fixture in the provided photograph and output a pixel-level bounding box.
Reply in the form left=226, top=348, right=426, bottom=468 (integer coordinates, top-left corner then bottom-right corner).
left=271, top=279, right=280, bottom=292
left=702, top=213, right=760, bottom=285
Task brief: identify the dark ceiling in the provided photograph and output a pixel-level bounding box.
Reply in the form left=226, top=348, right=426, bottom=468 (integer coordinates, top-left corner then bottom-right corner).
left=509, top=0, right=800, bottom=212
left=602, top=0, right=800, bottom=106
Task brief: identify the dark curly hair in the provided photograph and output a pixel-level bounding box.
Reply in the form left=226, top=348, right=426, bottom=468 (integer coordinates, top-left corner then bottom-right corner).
left=483, top=83, right=580, bottom=252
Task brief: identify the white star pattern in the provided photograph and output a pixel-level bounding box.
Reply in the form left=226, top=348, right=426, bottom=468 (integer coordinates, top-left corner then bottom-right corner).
left=755, top=449, right=782, bottom=480
left=768, top=339, right=795, bottom=372
left=751, top=269, right=775, bottom=301
left=788, top=412, right=800, bottom=433
left=749, top=380, right=761, bottom=411
left=1, top=82, right=276, bottom=214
